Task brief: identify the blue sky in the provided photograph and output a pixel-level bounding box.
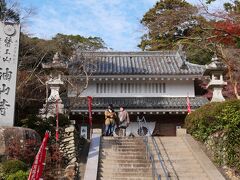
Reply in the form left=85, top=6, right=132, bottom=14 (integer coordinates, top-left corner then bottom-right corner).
left=20, top=0, right=227, bottom=51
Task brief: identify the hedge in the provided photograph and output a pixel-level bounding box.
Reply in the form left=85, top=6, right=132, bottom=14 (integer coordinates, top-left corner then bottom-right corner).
left=185, top=99, right=240, bottom=171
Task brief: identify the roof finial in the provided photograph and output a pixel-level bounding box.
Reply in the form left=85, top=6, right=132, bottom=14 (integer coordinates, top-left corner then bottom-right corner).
left=211, top=53, right=219, bottom=62
left=177, top=44, right=186, bottom=60
left=177, top=44, right=188, bottom=70
left=178, top=44, right=184, bottom=53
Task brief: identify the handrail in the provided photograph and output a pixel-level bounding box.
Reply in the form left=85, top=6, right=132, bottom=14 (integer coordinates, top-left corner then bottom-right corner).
left=144, top=137, right=161, bottom=180
left=138, top=116, right=161, bottom=180
left=152, top=137, right=170, bottom=180
left=137, top=116, right=149, bottom=136
left=138, top=116, right=170, bottom=180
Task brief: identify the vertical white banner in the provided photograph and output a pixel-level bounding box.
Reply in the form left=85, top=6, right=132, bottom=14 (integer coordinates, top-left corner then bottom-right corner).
left=0, top=22, right=20, bottom=126
left=80, top=126, right=88, bottom=139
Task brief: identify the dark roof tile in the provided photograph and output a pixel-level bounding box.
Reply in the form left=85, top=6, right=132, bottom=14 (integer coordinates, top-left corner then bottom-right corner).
left=69, top=51, right=205, bottom=76
left=70, top=97, right=208, bottom=111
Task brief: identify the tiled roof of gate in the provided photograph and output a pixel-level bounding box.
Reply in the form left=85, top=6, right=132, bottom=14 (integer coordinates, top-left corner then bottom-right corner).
left=70, top=97, right=209, bottom=111
left=69, top=51, right=205, bottom=76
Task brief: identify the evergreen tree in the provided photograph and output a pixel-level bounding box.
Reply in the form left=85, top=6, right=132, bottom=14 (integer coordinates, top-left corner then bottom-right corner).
left=139, top=0, right=212, bottom=65
left=0, top=0, right=20, bottom=23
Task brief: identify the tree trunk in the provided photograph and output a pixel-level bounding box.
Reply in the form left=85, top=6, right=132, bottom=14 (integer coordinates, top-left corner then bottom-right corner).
left=233, top=81, right=240, bottom=99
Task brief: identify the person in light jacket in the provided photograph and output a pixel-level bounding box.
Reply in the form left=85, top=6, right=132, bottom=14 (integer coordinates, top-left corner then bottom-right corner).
left=118, top=106, right=130, bottom=136
left=104, top=104, right=117, bottom=136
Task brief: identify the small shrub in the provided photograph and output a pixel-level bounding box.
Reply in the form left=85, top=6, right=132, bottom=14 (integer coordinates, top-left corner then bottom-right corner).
left=6, top=170, right=29, bottom=180
left=21, top=114, right=70, bottom=139
left=0, top=163, right=4, bottom=179
left=2, top=160, right=27, bottom=175
left=7, top=138, right=39, bottom=166
left=47, top=114, right=70, bottom=127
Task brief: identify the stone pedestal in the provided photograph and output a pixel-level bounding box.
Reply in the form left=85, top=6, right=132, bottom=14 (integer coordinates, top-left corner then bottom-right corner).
left=211, top=86, right=226, bottom=102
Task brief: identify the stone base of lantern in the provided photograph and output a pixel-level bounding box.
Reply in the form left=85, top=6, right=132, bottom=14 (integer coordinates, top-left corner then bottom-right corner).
left=211, top=87, right=225, bottom=102
left=39, top=102, right=65, bottom=118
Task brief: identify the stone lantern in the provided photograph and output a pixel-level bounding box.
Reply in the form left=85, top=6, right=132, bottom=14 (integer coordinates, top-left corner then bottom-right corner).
left=203, top=55, right=227, bottom=102
left=40, top=52, right=68, bottom=118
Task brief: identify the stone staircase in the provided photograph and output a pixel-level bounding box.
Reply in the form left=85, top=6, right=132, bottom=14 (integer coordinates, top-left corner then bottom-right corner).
left=148, top=136, right=223, bottom=180
left=97, top=136, right=153, bottom=180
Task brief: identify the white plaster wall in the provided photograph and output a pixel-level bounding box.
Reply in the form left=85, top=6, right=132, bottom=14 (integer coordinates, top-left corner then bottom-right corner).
left=68, top=79, right=195, bottom=97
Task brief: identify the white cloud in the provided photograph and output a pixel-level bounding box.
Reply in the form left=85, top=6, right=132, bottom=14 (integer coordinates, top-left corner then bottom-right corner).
left=25, top=0, right=154, bottom=50
left=23, top=0, right=228, bottom=51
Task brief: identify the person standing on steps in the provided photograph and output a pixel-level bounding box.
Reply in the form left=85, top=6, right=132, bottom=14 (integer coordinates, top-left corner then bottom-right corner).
left=104, top=104, right=117, bottom=136
left=118, top=106, right=130, bottom=137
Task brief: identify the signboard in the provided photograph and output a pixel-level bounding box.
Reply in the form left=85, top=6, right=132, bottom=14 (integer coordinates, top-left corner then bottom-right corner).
left=80, top=126, right=88, bottom=139
left=0, top=22, right=20, bottom=126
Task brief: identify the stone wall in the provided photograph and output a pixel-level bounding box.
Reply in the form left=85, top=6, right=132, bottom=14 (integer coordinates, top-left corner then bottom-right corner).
left=205, top=132, right=240, bottom=180
left=59, top=125, right=80, bottom=179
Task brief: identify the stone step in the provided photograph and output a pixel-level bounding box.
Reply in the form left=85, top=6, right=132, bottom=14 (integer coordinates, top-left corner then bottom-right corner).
left=102, top=147, right=146, bottom=150
left=152, top=152, right=193, bottom=158
left=100, top=151, right=147, bottom=158
left=102, top=140, right=145, bottom=143
left=98, top=167, right=153, bottom=173
left=101, top=143, right=145, bottom=147
left=97, top=172, right=152, bottom=178
left=157, top=166, right=205, bottom=174
left=150, top=138, right=184, bottom=141
left=171, top=176, right=209, bottom=180
left=169, top=171, right=209, bottom=177
left=101, top=153, right=146, bottom=157
left=102, top=153, right=145, bottom=157
left=168, top=175, right=209, bottom=180
left=101, top=155, right=148, bottom=162
left=102, top=138, right=144, bottom=140
left=102, top=139, right=144, bottom=142
left=153, top=156, right=196, bottom=161
left=158, top=159, right=200, bottom=164
left=99, top=137, right=152, bottom=180
left=101, top=151, right=146, bottom=155
left=99, top=163, right=151, bottom=168
left=148, top=143, right=189, bottom=148
left=148, top=144, right=191, bottom=151
left=102, top=139, right=144, bottom=143
left=101, top=150, right=146, bottom=153
left=163, top=163, right=202, bottom=169
left=102, top=140, right=144, bottom=143
left=98, top=177, right=152, bottom=180
left=101, top=144, right=146, bottom=148
left=99, top=159, right=150, bottom=164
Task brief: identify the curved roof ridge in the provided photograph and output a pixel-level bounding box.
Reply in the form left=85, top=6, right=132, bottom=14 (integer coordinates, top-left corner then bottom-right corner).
left=185, top=61, right=205, bottom=68
left=79, top=51, right=177, bottom=56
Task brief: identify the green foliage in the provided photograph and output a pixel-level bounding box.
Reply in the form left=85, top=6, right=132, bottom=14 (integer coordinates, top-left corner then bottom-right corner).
left=0, top=163, right=4, bottom=179
left=139, top=0, right=195, bottom=50
left=186, top=48, right=213, bottom=65
left=47, top=114, right=71, bottom=127
left=6, top=170, right=29, bottom=180
left=19, top=33, right=58, bottom=70
left=139, top=0, right=212, bottom=65
left=16, top=32, right=107, bottom=123
left=2, top=160, right=27, bottom=176
left=185, top=100, right=240, bottom=170
left=52, top=33, right=106, bottom=56
left=21, top=114, right=70, bottom=138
